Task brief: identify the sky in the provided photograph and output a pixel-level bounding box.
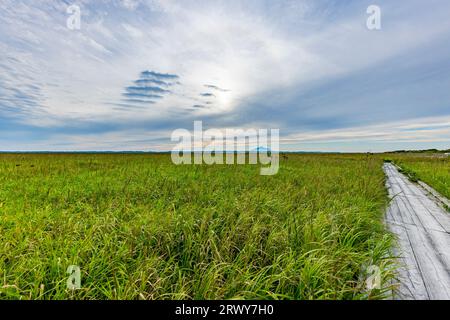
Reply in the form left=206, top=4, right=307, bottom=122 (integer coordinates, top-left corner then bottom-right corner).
left=1, top=0, right=450, bottom=152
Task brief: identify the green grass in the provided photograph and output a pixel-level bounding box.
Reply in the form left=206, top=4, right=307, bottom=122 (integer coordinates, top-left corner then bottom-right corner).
left=0, top=153, right=394, bottom=300
left=387, top=153, right=450, bottom=199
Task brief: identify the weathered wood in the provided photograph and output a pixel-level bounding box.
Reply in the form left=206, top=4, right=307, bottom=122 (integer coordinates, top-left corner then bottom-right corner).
left=418, top=181, right=450, bottom=211
left=384, top=163, right=450, bottom=300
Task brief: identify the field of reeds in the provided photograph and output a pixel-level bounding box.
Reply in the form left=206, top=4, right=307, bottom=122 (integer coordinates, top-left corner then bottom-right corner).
left=0, top=153, right=395, bottom=300
left=386, top=153, right=450, bottom=200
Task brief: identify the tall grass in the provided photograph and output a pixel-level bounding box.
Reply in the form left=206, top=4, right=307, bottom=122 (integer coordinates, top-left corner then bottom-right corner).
left=387, top=153, right=450, bottom=199
left=0, top=153, right=394, bottom=299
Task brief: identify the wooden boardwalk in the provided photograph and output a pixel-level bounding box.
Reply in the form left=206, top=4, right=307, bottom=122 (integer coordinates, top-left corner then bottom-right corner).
left=384, top=163, right=450, bottom=300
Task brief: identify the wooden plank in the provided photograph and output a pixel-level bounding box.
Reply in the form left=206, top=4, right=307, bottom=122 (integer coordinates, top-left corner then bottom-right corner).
left=383, top=163, right=450, bottom=300
left=388, top=222, right=429, bottom=300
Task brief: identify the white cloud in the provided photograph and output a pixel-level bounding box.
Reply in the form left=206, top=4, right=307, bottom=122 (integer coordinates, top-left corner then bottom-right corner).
left=1, top=0, right=450, bottom=151
left=120, top=0, right=140, bottom=11
left=121, top=23, right=144, bottom=38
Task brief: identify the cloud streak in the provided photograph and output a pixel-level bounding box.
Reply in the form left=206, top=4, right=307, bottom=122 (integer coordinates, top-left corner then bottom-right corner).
left=118, top=70, right=179, bottom=108
left=0, top=0, right=449, bottom=151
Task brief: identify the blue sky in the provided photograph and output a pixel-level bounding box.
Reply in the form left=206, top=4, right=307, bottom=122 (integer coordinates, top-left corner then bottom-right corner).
left=1, top=0, right=450, bottom=152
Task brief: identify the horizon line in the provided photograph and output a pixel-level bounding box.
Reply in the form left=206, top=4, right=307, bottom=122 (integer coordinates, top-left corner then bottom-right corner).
left=1, top=149, right=449, bottom=154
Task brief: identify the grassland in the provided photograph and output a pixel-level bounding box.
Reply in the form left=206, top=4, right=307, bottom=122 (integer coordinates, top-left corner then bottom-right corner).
left=0, top=153, right=394, bottom=300
left=386, top=153, right=450, bottom=200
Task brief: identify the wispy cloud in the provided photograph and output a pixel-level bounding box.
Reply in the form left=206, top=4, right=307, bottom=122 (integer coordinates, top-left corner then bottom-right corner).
left=117, top=70, right=179, bottom=108
left=204, top=84, right=230, bottom=92
left=0, top=0, right=449, bottom=151
left=200, top=93, right=215, bottom=97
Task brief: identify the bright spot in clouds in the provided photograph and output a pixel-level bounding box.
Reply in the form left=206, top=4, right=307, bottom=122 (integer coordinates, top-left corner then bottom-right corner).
left=0, top=0, right=449, bottom=151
